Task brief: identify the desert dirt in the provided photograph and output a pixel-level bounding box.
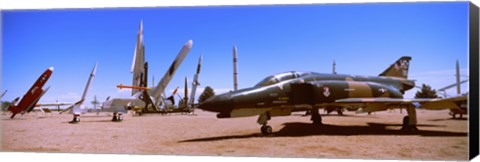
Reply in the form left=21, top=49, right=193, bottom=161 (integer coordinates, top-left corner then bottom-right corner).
left=1, top=109, right=469, bottom=160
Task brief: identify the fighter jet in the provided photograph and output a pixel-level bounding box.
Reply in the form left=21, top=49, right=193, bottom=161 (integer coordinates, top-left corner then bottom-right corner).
left=198, top=56, right=466, bottom=135
left=8, top=67, right=53, bottom=118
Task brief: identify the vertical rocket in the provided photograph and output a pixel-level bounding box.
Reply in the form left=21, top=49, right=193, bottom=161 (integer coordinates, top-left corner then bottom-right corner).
left=233, top=45, right=239, bottom=91
left=184, top=77, right=189, bottom=109
left=456, top=60, right=461, bottom=95
left=189, top=55, right=202, bottom=107
left=333, top=60, right=337, bottom=75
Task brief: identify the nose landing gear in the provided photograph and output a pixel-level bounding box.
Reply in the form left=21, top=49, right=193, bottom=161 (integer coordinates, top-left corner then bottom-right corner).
left=257, top=112, right=272, bottom=136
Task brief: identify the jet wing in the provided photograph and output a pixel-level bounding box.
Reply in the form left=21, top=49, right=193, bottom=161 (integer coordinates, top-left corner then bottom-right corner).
left=100, top=98, right=134, bottom=113
left=334, top=96, right=466, bottom=113
left=35, top=102, right=74, bottom=107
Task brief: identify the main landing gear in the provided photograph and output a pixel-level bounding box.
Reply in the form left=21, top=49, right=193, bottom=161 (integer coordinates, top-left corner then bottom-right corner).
left=311, top=108, right=322, bottom=125
left=401, top=107, right=418, bottom=132
left=257, top=112, right=272, bottom=136
left=69, top=114, right=80, bottom=124
left=112, top=112, right=123, bottom=122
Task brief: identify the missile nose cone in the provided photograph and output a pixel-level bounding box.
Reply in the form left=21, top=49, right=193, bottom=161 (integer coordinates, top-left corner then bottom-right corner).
left=185, top=40, right=193, bottom=48
left=48, top=67, right=54, bottom=71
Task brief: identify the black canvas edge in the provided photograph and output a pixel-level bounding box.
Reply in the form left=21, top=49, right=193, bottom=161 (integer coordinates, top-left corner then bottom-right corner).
left=469, top=1, right=479, bottom=160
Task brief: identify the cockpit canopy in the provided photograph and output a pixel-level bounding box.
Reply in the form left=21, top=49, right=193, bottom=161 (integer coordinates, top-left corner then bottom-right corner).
left=254, top=71, right=310, bottom=87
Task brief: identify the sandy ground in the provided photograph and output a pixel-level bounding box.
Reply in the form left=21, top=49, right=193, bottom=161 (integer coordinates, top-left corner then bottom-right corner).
left=0, top=109, right=469, bottom=161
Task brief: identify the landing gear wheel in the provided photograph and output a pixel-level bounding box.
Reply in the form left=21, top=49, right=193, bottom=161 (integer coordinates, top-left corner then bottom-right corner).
left=402, top=116, right=409, bottom=127
left=311, top=114, right=322, bottom=125
left=69, top=116, right=80, bottom=124
left=401, top=116, right=418, bottom=132
left=261, top=125, right=272, bottom=136
left=337, top=110, right=343, bottom=116
left=117, top=114, right=123, bottom=121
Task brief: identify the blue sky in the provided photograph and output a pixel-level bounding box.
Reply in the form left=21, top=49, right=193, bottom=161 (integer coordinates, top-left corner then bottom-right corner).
left=1, top=2, right=470, bottom=107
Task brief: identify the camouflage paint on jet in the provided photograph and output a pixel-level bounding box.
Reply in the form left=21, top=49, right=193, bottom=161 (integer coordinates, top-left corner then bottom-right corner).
left=198, top=56, right=465, bottom=135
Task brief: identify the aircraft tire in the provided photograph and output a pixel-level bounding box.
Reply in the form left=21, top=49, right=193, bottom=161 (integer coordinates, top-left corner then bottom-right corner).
left=69, top=116, right=80, bottom=124
left=401, top=116, right=418, bottom=132
left=311, top=114, right=322, bottom=125
left=337, top=110, right=343, bottom=116
left=402, top=116, right=409, bottom=127
left=261, top=125, right=272, bottom=135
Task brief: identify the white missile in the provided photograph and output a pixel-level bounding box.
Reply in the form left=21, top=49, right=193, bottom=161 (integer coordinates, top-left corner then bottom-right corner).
left=152, top=40, right=193, bottom=105
left=233, top=45, right=238, bottom=91
left=189, top=55, right=202, bottom=107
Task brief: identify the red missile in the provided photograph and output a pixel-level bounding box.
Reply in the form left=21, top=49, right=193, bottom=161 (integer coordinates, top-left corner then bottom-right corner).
left=9, top=67, right=53, bottom=118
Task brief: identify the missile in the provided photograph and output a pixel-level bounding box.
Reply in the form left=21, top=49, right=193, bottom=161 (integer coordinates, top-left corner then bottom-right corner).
left=184, top=77, right=189, bottom=108
left=333, top=60, right=337, bottom=75
left=152, top=40, right=193, bottom=102
left=189, top=55, right=202, bottom=107
left=233, top=45, right=238, bottom=91
left=0, top=90, right=7, bottom=99
left=80, top=63, right=97, bottom=102
left=455, top=60, right=461, bottom=95
left=131, top=20, right=145, bottom=96
left=9, top=67, right=53, bottom=118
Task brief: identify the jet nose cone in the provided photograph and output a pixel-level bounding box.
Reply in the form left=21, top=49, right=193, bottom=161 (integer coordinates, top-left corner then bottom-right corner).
left=198, top=94, right=234, bottom=113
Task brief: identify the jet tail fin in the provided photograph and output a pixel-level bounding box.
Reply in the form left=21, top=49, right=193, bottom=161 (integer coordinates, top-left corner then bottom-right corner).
left=379, top=56, right=411, bottom=79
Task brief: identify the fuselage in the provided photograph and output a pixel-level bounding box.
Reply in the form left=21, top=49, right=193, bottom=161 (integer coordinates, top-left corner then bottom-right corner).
left=199, top=71, right=415, bottom=118
left=9, top=67, right=53, bottom=116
